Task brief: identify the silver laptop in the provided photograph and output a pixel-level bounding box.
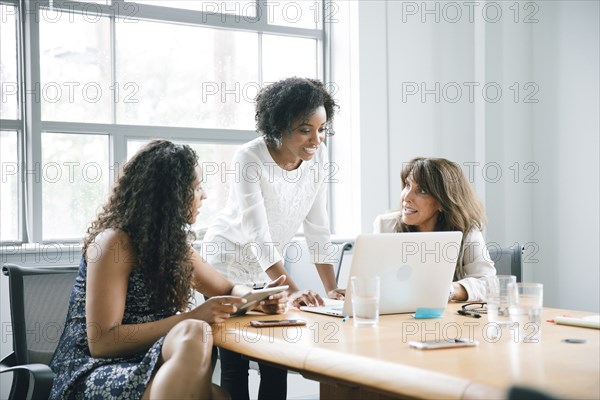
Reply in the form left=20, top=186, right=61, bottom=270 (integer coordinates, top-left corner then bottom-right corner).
left=300, top=231, right=463, bottom=317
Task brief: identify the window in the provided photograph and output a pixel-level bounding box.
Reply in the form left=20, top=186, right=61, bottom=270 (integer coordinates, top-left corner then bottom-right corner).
left=39, top=11, right=112, bottom=123
left=1, top=2, right=20, bottom=243
left=0, top=131, right=19, bottom=241
left=41, top=132, right=110, bottom=240
left=1, top=0, right=328, bottom=244
left=0, top=3, right=18, bottom=119
left=262, top=35, right=318, bottom=83
left=135, top=0, right=257, bottom=17
left=127, top=139, right=239, bottom=236
left=116, top=20, right=258, bottom=129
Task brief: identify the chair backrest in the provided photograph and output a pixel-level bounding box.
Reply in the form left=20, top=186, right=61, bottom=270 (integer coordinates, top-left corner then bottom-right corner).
left=2, top=264, right=78, bottom=366
left=487, top=244, right=523, bottom=282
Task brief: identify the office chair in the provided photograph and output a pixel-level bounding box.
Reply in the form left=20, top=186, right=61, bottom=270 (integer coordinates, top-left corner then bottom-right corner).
left=507, top=385, right=559, bottom=400
left=0, top=263, right=78, bottom=400
left=488, top=244, right=523, bottom=282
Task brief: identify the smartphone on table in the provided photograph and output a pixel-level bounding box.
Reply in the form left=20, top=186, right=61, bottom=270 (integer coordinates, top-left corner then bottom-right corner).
left=409, top=338, right=479, bottom=350
left=250, top=319, right=307, bottom=328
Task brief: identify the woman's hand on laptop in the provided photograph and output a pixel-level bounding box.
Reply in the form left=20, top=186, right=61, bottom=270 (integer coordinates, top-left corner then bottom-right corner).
left=327, top=288, right=345, bottom=300
left=288, top=289, right=325, bottom=307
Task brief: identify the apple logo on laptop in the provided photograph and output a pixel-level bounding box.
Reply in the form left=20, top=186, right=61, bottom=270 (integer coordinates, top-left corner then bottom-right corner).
left=396, top=264, right=413, bottom=281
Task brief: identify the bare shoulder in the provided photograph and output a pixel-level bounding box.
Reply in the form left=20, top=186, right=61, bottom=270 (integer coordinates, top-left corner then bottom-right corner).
left=87, top=228, right=135, bottom=271
left=92, top=228, right=132, bottom=251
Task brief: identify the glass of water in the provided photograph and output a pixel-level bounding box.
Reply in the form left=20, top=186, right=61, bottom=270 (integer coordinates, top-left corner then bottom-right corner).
left=351, top=276, right=380, bottom=327
left=508, top=282, right=544, bottom=343
left=485, top=275, right=517, bottom=326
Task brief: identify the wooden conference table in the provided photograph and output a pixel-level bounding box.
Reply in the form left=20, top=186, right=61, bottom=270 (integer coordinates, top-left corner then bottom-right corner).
left=212, top=303, right=599, bottom=399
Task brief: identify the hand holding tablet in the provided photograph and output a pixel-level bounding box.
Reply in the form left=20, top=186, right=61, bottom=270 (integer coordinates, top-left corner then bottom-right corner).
left=231, top=285, right=289, bottom=316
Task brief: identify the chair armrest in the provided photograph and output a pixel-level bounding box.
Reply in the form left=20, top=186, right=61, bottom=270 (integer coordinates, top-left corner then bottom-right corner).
left=0, top=354, right=54, bottom=400
left=0, top=352, right=17, bottom=368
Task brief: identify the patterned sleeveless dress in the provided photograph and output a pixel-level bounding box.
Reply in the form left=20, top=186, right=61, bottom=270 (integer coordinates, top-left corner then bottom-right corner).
left=49, top=257, right=175, bottom=399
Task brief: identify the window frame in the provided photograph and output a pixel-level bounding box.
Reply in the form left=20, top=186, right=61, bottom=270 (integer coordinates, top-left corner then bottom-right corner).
left=1, top=0, right=332, bottom=245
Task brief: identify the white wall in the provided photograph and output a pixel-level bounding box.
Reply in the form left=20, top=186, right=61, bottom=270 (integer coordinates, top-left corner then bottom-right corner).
left=337, top=0, right=599, bottom=312
left=531, top=1, right=600, bottom=311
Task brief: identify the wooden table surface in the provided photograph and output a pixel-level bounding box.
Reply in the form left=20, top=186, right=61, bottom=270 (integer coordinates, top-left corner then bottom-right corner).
left=212, top=303, right=600, bottom=399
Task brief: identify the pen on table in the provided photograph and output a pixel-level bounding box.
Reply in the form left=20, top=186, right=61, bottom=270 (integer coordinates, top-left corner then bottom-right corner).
left=341, top=316, right=350, bottom=322
left=457, top=310, right=481, bottom=318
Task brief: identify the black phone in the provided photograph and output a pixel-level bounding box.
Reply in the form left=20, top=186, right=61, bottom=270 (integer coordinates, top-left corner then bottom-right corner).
left=250, top=319, right=307, bottom=328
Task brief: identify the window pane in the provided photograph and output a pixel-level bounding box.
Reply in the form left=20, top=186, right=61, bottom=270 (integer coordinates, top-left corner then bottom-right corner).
left=116, top=21, right=258, bottom=129
left=262, top=35, right=317, bottom=83
left=267, top=0, right=320, bottom=29
left=133, top=0, right=257, bottom=17
left=0, top=4, right=19, bottom=120
left=1, top=131, right=19, bottom=241
left=39, top=10, right=111, bottom=123
left=42, top=132, right=110, bottom=240
left=127, top=139, right=240, bottom=235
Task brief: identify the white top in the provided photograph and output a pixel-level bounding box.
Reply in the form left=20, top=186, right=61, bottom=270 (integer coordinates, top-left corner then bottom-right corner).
left=201, top=137, right=331, bottom=286
left=373, top=211, right=496, bottom=301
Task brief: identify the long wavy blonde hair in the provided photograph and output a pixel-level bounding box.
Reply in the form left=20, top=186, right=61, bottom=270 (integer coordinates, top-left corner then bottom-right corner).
left=396, top=157, right=485, bottom=234
left=395, top=157, right=486, bottom=276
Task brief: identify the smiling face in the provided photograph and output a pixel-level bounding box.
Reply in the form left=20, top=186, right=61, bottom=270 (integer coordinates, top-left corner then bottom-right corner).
left=400, top=175, right=441, bottom=232
left=189, top=165, right=206, bottom=224
left=270, top=105, right=328, bottom=169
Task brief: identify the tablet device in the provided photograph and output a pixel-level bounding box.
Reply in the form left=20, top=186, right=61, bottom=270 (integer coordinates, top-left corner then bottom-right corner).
left=232, top=285, right=289, bottom=316
left=250, top=319, right=306, bottom=327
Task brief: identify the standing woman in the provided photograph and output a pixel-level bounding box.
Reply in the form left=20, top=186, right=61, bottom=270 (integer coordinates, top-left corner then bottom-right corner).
left=49, top=140, right=285, bottom=400
left=374, top=157, right=496, bottom=301
left=201, top=77, right=342, bottom=399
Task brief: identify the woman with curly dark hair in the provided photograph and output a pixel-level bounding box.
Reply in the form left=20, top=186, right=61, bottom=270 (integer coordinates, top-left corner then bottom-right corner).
left=373, top=157, right=496, bottom=301
left=49, top=140, right=286, bottom=399
left=201, top=77, right=341, bottom=399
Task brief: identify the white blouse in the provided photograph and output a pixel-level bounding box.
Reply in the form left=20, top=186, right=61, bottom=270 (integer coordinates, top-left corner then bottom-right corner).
left=201, top=137, right=332, bottom=286
left=373, top=211, right=496, bottom=301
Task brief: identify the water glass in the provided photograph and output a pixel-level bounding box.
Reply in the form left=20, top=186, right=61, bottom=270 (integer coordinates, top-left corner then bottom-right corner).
left=485, top=275, right=517, bottom=326
left=351, top=276, right=380, bottom=327
left=508, top=283, right=543, bottom=343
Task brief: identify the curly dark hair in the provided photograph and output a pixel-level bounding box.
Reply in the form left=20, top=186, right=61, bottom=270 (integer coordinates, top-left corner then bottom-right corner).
left=83, top=140, right=199, bottom=312
left=255, top=77, right=339, bottom=147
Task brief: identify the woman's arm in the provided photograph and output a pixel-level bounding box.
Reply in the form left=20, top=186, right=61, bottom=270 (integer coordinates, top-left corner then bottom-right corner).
left=191, top=247, right=288, bottom=313
left=315, top=263, right=344, bottom=299
left=86, top=230, right=243, bottom=358
left=86, top=229, right=184, bottom=358
left=452, top=229, right=496, bottom=301
left=265, top=260, right=324, bottom=307
left=302, top=146, right=342, bottom=298
left=190, top=246, right=236, bottom=297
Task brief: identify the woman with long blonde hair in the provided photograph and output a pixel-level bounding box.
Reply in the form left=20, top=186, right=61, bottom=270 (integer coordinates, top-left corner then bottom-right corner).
left=374, top=157, right=496, bottom=301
